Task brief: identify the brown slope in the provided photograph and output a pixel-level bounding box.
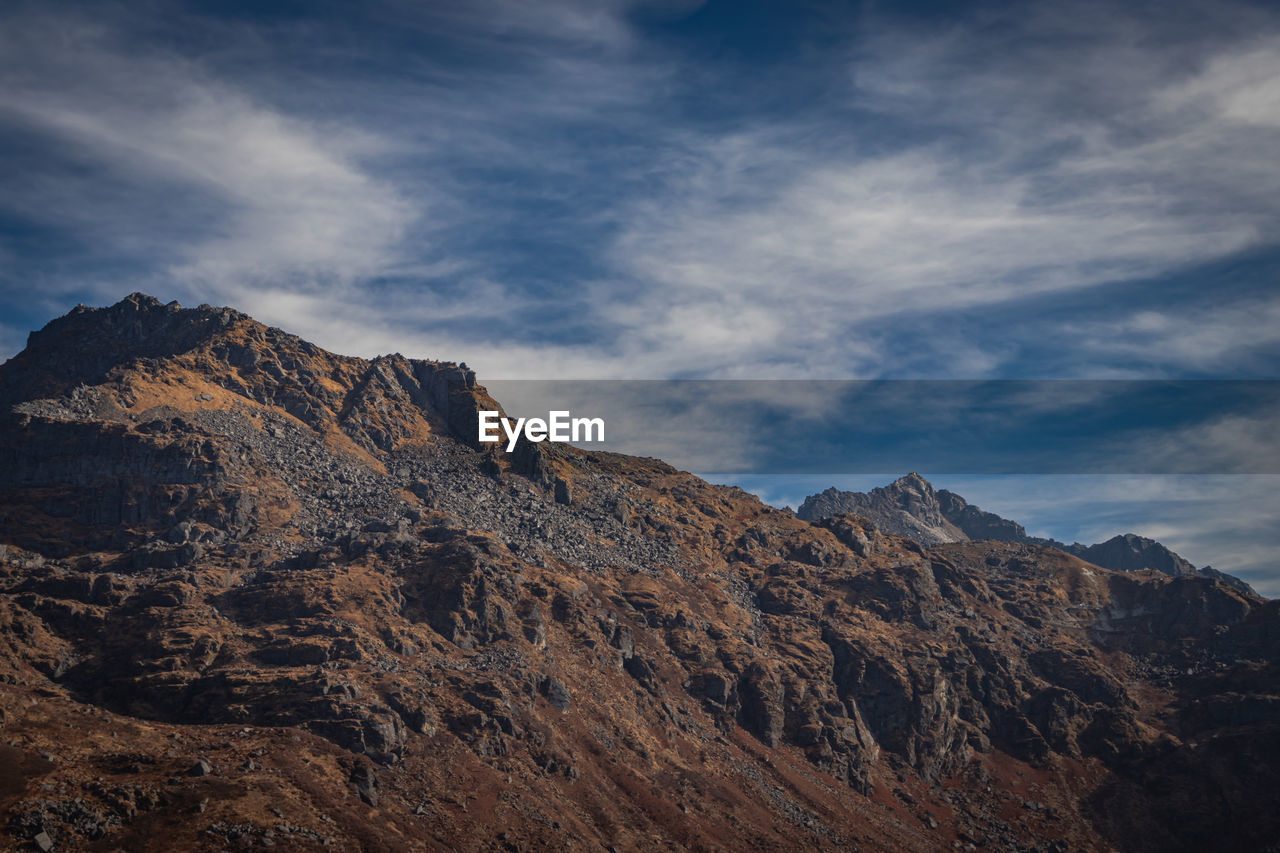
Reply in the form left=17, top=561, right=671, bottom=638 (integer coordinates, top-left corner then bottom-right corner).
left=0, top=294, right=1276, bottom=852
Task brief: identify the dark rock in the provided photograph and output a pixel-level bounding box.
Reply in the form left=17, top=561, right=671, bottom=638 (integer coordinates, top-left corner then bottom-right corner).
left=352, top=765, right=379, bottom=807
left=1073, top=534, right=1197, bottom=576
left=540, top=677, right=571, bottom=712
left=553, top=477, right=572, bottom=506
left=738, top=663, right=784, bottom=747
left=624, top=656, right=658, bottom=691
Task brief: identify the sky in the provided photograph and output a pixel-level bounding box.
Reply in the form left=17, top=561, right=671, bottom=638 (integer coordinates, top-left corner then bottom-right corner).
left=1, top=0, right=1277, bottom=591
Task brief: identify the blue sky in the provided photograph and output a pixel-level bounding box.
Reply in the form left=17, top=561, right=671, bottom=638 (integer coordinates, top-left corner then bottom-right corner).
left=1, top=0, right=1278, bottom=591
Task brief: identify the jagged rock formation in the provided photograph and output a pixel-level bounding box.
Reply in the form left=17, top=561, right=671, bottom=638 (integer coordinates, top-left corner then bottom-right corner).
left=796, top=474, right=966, bottom=546
left=0, top=295, right=1277, bottom=852
left=800, top=477, right=1257, bottom=595
left=935, top=489, right=1044, bottom=545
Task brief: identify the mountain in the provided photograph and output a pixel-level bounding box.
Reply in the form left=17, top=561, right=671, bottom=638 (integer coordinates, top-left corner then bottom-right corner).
left=794, top=474, right=966, bottom=546
left=1073, top=533, right=1196, bottom=576
left=935, top=488, right=1037, bottom=544
left=798, top=477, right=1257, bottom=595
left=1, top=295, right=1278, bottom=851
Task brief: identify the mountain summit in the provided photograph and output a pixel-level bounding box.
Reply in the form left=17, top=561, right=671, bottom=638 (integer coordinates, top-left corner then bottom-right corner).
left=796, top=474, right=966, bottom=546
left=1, top=296, right=1277, bottom=851
left=797, top=476, right=1255, bottom=594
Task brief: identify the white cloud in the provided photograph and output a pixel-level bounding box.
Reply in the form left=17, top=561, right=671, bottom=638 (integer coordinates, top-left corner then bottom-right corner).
left=1061, top=297, right=1280, bottom=374
left=2, top=0, right=1278, bottom=384
left=0, top=1, right=688, bottom=370
left=1121, top=401, right=1280, bottom=475
left=1165, top=38, right=1280, bottom=127
left=0, top=9, right=418, bottom=323
left=591, top=3, right=1280, bottom=378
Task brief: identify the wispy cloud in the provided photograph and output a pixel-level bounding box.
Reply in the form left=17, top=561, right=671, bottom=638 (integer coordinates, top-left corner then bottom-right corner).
left=2, top=0, right=1278, bottom=384
left=1060, top=296, right=1280, bottom=376
left=0, top=0, right=679, bottom=367
left=0, top=7, right=418, bottom=320
left=596, top=3, right=1280, bottom=377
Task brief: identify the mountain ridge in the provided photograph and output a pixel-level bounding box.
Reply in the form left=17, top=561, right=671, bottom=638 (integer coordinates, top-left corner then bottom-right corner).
left=796, top=475, right=1257, bottom=596
left=0, top=295, right=1276, bottom=851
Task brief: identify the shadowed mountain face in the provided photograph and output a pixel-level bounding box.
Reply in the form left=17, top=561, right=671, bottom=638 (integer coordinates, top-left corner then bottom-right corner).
left=1, top=295, right=1277, bottom=851
left=797, top=477, right=1255, bottom=595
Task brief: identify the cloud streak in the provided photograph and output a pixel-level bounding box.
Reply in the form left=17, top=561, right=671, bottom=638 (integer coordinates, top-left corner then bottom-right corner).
left=0, top=7, right=418, bottom=324
left=597, top=3, right=1280, bottom=377
left=3, top=0, right=1279, bottom=381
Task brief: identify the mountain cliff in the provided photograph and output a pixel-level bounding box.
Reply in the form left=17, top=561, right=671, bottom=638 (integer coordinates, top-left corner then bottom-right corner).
left=1, top=295, right=1277, bottom=851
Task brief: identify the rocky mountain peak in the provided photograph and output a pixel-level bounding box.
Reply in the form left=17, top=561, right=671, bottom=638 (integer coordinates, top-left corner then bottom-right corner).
left=797, top=472, right=965, bottom=546
left=799, top=478, right=1257, bottom=596
left=3, top=293, right=248, bottom=404
left=4, top=292, right=492, bottom=457
left=1076, top=533, right=1198, bottom=577
left=887, top=472, right=940, bottom=511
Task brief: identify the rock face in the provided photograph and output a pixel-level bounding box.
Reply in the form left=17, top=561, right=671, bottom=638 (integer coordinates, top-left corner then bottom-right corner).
left=801, top=478, right=1257, bottom=595
left=0, top=295, right=1277, bottom=852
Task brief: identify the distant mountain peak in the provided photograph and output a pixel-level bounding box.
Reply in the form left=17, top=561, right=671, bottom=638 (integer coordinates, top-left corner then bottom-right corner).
left=798, top=477, right=1258, bottom=596
left=1076, top=533, right=1197, bottom=578
left=796, top=472, right=964, bottom=546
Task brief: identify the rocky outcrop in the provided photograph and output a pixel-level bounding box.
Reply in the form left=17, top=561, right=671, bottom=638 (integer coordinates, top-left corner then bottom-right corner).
left=0, top=295, right=1276, bottom=852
